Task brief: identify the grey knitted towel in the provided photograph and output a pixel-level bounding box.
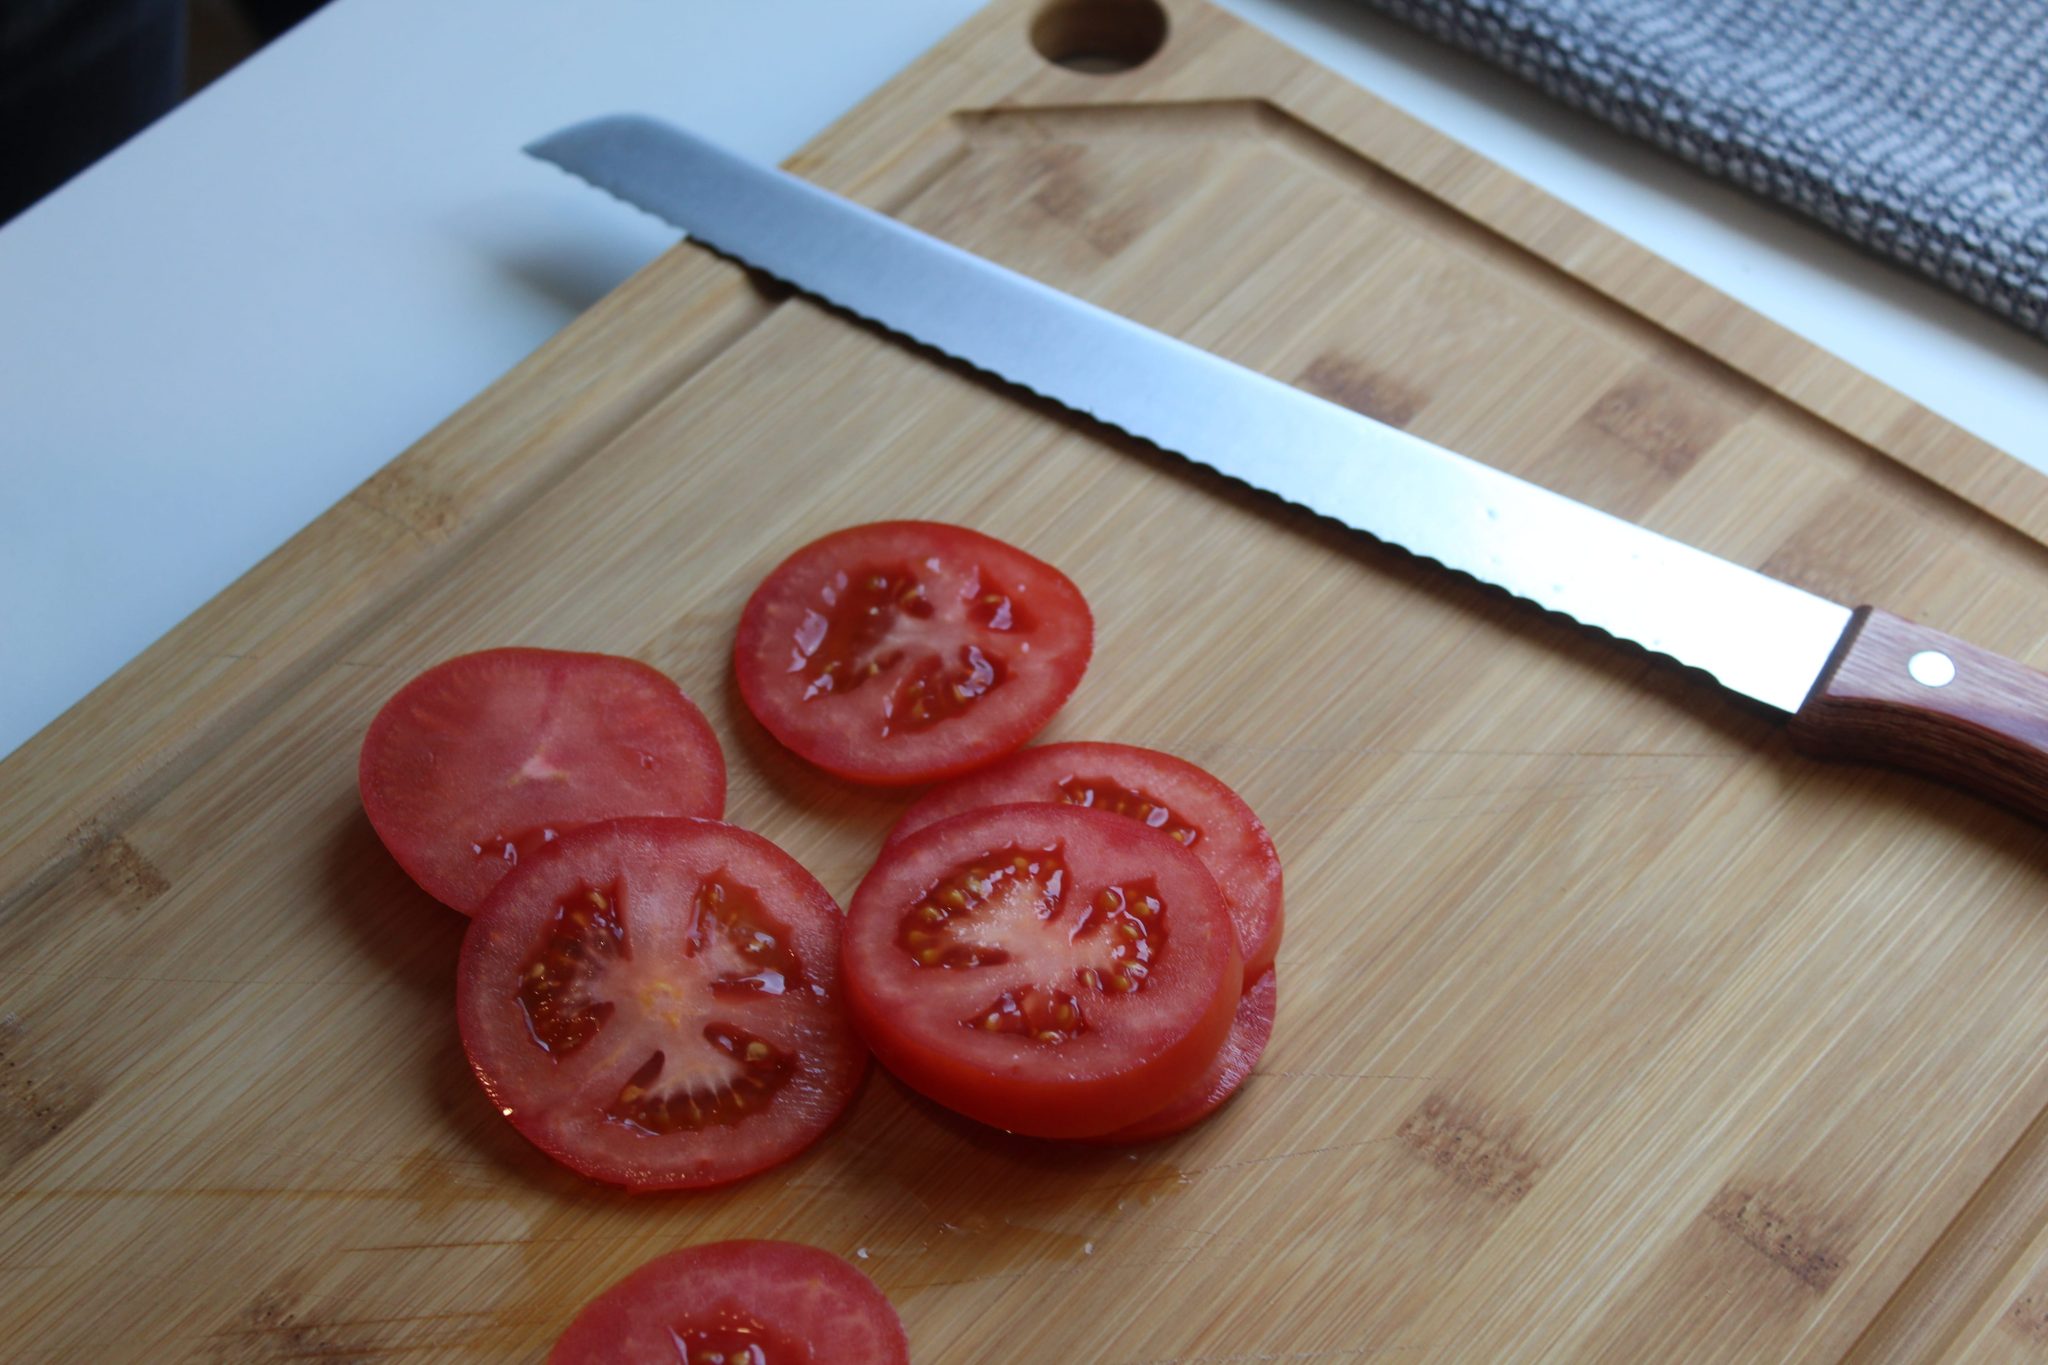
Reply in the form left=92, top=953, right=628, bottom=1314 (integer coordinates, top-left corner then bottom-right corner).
left=1357, top=0, right=2048, bottom=340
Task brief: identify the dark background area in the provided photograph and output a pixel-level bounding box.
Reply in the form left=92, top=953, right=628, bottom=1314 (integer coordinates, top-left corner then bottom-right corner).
left=1, top=0, right=320, bottom=224
left=188, top=0, right=266, bottom=91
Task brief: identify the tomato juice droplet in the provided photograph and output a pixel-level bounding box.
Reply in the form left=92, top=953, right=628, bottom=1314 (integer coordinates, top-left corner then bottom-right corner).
left=479, top=823, right=574, bottom=872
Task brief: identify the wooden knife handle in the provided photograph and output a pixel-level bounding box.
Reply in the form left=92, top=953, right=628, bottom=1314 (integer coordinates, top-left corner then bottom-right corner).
left=1788, top=607, right=2048, bottom=822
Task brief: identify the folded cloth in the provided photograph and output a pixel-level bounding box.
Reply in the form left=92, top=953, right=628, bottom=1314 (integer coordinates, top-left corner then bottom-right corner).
left=1357, top=0, right=2048, bottom=340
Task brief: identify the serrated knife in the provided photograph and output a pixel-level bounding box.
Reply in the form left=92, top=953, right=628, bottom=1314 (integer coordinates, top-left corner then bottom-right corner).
left=529, top=115, right=2048, bottom=824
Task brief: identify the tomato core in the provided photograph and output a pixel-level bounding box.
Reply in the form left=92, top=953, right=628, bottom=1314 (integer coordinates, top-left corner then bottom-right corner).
left=784, top=560, right=1027, bottom=736
left=886, top=744, right=1283, bottom=984
left=506, top=876, right=815, bottom=1135
left=892, top=844, right=1173, bottom=1047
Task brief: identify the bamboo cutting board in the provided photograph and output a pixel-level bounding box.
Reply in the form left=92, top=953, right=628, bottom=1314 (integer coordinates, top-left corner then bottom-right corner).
left=8, top=1, right=2048, bottom=1359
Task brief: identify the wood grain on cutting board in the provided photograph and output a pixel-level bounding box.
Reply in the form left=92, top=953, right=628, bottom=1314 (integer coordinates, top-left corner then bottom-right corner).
left=5, top=1, right=2048, bottom=1360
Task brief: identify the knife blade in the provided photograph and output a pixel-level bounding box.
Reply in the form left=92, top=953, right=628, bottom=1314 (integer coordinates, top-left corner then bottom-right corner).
left=529, top=114, right=2048, bottom=824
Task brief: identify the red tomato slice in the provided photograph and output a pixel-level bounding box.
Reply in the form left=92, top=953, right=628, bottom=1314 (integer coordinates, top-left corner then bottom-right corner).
left=549, top=1240, right=909, bottom=1364
left=843, top=804, right=1239, bottom=1138
left=1089, top=968, right=1276, bottom=1145
left=887, top=742, right=1284, bottom=984
left=457, top=818, right=865, bottom=1191
left=733, top=522, right=1092, bottom=785
left=360, top=648, right=726, bottom=913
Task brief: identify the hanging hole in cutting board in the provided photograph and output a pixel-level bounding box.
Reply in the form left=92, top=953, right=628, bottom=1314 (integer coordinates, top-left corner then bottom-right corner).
left=1030, top=0, right=1169, bottom=73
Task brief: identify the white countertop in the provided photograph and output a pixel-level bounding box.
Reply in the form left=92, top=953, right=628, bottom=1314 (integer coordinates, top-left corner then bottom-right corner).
left=4, top=0, right=2045, bottom=762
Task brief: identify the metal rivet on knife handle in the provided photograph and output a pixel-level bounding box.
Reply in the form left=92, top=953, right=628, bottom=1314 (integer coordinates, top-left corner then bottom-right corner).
left=1907, top=650, right=1957, bottom=688
left=1789, top=609, right=2048, bottom=821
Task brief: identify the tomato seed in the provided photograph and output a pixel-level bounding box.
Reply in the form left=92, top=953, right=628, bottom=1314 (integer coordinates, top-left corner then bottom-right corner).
left=515, top=881, right=627, bottom=1055
left=691, top=877, right=808, bottom=996
left=1055, top=776, right=1201, bottom=847
left=608, top=1025, right=796, bottom=1135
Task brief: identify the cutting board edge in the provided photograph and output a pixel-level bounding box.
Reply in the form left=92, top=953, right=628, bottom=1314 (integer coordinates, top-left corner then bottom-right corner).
left=1, top=2, right=2046, bottom=1358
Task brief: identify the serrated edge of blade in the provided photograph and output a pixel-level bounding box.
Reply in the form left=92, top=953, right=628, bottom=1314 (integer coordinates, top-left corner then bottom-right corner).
left=526, top=123, right=1852, bottom=715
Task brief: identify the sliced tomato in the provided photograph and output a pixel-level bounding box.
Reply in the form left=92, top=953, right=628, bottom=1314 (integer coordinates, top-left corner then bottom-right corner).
left=360, top=648, right=726, bottom=913
left=843, top=804, right=1239, bottom=1138
left=549, top=1240, right=909, bottom=1364
left=457, top=818, right=864, bottom=1190
left=1088, top=968, right=1276, bottom=1145
left=733, top=522, right=1092, bottom=785
left=887, top=742, right=1284, bottom=983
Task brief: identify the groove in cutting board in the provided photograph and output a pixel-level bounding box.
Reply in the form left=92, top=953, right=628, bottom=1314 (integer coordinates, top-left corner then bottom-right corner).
left=1846, top=1098, right=2048, bottom=1361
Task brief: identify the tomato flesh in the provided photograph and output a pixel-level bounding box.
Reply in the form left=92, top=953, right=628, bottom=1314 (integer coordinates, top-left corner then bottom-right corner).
left=887, top=742, right=1283, bottom=983
left=548, top=1240, right=908, bottom=1364
left=844, top=804, right=1239, bottom=1138
left=734, top=522, right=1091, bottom=784
left=360, top=648, right=725, bottom=913
left=458, top=818, right=864, bottom=1190
left=1090, top=968, right=1276, bottom=1144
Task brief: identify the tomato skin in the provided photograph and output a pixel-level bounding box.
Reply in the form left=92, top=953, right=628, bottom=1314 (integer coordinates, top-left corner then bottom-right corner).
left=359, top=648, right=726, bottom=913
left=1089, top=968, right=1276, bottom=1145
left=733, top=522, right=1092, bottom=785
left=843, top=804, right=1239, bottom=1139
left=457, top=818, right=865, bottom=1191
left=887, top=742, right=1284, bottom=984
left=548, top=1240, right=909, bottom=1365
